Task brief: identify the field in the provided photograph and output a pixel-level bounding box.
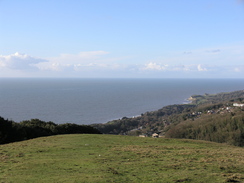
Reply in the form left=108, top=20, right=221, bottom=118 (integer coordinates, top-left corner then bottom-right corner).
left=0, top=134, right=243, bottom=183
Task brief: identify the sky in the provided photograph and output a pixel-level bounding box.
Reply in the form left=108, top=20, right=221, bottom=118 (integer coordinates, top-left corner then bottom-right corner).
left=0, top=0, right=244, bottom=78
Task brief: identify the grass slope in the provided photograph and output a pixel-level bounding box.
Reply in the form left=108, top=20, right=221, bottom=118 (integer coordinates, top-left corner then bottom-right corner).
left=0, top=134, right=244, bottom=183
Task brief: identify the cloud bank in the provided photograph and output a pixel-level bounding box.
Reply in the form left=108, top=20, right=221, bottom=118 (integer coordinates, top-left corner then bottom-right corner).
left=0, top=52, right=48, bottom=70
left=142, top=63, right=208, bottom=72
left=0, top=48, right=243, bottom=78
left=36, top=51, right=114, bottom=72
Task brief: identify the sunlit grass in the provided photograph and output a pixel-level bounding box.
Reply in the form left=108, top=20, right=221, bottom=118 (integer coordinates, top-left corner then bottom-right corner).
left=0, top=134, right=243, bottom=182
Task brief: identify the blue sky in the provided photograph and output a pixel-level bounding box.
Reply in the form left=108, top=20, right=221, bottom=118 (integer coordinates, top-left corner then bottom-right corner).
left=0, top=0, right=244, bottom=78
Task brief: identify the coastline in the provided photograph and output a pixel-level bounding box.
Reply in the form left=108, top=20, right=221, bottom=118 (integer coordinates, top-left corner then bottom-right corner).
left=1, top=78, right=244, bottom=125
left=187, top=96, right=195, bottom=102
left=97, top=89, right=244, bottom=127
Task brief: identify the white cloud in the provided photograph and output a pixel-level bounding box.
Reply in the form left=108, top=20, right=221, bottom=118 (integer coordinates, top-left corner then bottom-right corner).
left=0, top=51, right=127, bottom=76
left=197, top=64, right=207, bottom=71
left=0, top=52, right=48, bottom=70
left=142, top=62, right=168, bottom=71
left=36, top=51, right=112, bottom=71
left=171, top=64, right=208, bottom=72
left=1, top=48, right=243, bottom=78
left=142, top=62, right=209, bottom=72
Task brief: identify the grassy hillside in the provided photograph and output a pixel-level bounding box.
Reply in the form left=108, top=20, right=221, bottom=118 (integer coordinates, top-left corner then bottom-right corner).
left=0, top=134, right=243, bottom=183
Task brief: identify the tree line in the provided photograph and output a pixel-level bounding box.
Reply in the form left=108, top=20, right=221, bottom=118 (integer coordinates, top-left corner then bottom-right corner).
left=0, top=117, right=101, bottom=144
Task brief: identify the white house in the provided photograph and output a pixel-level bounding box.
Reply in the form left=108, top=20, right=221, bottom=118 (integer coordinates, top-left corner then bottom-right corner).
left=152, top=133, right=159, bottom=138
left=233, top=103, right=244, bottom=107
left=139, top=134, right=147, bottom=137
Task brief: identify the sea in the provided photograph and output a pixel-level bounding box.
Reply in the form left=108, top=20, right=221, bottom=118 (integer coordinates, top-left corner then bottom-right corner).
left=0, top=78, right=243, bottom=125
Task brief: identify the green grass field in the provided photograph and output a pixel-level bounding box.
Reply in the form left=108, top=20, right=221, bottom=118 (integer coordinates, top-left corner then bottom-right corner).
left=0, top=134, right=243, bottom=183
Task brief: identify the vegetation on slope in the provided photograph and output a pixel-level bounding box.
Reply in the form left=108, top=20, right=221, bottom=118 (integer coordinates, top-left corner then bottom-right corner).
left=92, top=90, right=244, bottom=146
left=0, top=134, right=244, bottom=183
left=0, top=118, right=101, bottom=144
left=91, top=104, right=196, bottom=135
left=165, top=108, right=244, bottom=146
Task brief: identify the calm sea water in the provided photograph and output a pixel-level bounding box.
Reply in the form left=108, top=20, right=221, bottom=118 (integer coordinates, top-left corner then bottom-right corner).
left=0, top=78, right=243, bottom=125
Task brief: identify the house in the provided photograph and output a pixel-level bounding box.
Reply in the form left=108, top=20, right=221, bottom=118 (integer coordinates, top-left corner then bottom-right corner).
left=233, top=103, right=244, bottom=107
left=139, top=134, right=147, bottom=137
left=207, top=110, right=214, bottom=114
left=152, top=133, right=159, bottom=138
